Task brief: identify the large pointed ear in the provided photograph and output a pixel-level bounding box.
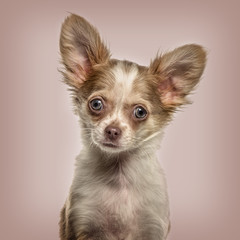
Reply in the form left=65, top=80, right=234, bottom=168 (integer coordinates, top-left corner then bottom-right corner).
left=149, top=44, right=207, bottom=109
left=59, top=14, right=110, bottom=88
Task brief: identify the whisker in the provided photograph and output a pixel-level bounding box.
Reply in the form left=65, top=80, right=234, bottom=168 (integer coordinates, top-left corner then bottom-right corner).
left=142, top=131, right=162, bottom=143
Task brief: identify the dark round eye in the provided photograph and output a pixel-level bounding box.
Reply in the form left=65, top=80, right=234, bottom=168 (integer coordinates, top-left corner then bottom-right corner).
left=134, top=106, right=147, bottom=119
left=90, top=99, right=103, bottom=111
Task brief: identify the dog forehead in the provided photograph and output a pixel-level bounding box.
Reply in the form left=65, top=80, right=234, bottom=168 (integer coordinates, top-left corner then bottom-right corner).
left=111, top=61, right=139, bottom=94
left=96, top=61, right=138, bottom=127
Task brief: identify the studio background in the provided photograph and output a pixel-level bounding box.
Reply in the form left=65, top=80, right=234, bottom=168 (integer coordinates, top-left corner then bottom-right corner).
left=0, top=0, right=239, bottom=239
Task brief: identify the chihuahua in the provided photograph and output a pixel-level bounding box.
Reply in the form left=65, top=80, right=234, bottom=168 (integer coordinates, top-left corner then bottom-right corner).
left=59, top=14, right=206, bottom=240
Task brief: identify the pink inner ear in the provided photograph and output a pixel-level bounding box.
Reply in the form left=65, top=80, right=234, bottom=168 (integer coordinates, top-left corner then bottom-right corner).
left=158, top=77, right=184, bottom=106
left=158, top=77, right=174, bottom=91
left=70, top=51, right=92, bottom=84
left=74, top=66, right=87, bottom=84
left=78, top=54, right=91, bottom=73
left=158, top=77, right=179, bottom=92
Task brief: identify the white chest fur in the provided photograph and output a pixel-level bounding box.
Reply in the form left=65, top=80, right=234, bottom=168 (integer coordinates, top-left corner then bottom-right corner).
left=69, top=149, right=169, bottom=239
left=101, top=175, right=138, bottom=222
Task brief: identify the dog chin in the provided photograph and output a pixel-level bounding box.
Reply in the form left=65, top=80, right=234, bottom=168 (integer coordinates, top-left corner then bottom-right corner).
left=99, top=141, right=125, bottom=153
left=92, top=138, right=127, bottom=154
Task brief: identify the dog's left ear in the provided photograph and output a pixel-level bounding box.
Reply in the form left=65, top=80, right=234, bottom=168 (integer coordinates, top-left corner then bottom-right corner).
left=149, top=44, right=207, bottom=109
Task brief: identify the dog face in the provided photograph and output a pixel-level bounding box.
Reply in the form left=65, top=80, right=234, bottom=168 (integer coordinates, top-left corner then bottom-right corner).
left=76, top=60, right=170, bottom=153
left=60, top=14, right=206, bottom=153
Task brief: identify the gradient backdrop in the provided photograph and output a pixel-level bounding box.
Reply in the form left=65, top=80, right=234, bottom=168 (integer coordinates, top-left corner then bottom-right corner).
left=1, top=0, right=240, bottom=239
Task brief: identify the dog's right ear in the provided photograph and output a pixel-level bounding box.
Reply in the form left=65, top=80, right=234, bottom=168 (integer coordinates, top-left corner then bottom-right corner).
left=60, top=14, right=110, bottom=88
left=149, top=44, right=207, bottom=110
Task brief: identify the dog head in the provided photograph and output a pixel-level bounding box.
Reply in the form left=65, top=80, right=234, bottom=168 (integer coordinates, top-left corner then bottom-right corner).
left=60, top=14, right=206, bottom=154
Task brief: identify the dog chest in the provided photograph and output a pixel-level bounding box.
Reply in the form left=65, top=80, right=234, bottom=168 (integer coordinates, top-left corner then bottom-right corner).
left=99, top=184, right=139, bottom=239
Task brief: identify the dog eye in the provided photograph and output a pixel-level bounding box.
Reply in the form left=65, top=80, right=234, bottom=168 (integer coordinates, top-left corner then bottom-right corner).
left=134, top=106, right=147, bottom=119
left=90, top=99, right=103, bottom=111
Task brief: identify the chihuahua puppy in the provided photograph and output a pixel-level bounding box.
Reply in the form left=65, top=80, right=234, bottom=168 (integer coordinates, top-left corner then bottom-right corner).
left=59, top=14, right=206, bottom=240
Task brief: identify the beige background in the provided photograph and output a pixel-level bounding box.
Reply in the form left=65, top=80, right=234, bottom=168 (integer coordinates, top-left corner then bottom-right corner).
left=0, top=0, right=240, bottom=239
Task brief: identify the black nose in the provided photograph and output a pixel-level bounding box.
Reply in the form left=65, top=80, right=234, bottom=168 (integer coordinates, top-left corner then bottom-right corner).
left=105, top=126, right=122, bottom=141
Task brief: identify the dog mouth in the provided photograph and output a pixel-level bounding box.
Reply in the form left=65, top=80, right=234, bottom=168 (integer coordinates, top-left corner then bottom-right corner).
left=102, top=142, right=119, bottom=148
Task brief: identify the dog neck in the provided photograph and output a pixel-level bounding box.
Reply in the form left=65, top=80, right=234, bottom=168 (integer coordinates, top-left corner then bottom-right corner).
left=76, top=142, right=160, bottom=188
